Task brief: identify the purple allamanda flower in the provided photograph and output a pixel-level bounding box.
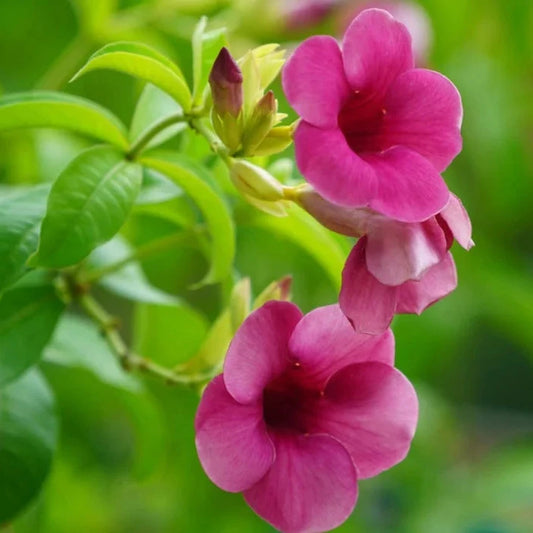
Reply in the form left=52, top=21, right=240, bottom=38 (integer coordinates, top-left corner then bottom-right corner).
left=282, top=8, right=462, bottom=223
left=195, top=302, right=418, bottom=533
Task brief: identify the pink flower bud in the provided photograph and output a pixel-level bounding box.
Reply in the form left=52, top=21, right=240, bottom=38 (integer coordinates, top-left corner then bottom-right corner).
left=209, top=47, right=243, bottom=117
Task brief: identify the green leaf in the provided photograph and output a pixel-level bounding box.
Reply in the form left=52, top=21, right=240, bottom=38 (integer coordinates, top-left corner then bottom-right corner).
left=31, top=146, right=142, bottom=268
left=0, top=185, right=49, bottom=294
left=140, top=154, right=235, bottom=286
left=0, top=91, right=128, bottom=149
left=242, top=203, right=349, bottom=290
left=192, top=18, right=227, bottom=105
left=0, top=370, right=58, bottom=524
left=72, top=42, right=192, bottom=110
left=130, top=83, right=185, bottom=151
left=87, top=236, right=181, bottom=305
left=0, top=281, right=65, bottom=387
left=43, top=314, right=142, bottom=393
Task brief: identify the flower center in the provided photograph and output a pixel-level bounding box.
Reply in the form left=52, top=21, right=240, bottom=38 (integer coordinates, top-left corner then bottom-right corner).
left=262, top=365, right=322, bottom=434
left=338, top=91, right=388, bottom=154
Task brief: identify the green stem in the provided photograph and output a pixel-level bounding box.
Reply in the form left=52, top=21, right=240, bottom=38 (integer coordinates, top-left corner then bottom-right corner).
left=80, top=230, right=198, bottom=283
left=76, top=290, right=214, bottom=386
left=127, top=113, right=189, bottom=160
left=190, top=117, right=230, bottom=163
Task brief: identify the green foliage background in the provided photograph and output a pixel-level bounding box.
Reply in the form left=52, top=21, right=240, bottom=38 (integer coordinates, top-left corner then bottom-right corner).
left=0, top=0, right=532, bottom=531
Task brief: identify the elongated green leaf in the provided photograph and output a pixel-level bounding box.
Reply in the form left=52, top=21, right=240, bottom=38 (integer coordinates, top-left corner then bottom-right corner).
left=141, top=154, right=235, bottom=286
left=0, top=281, right=64, bottom=386
left=87, top=236, right=181, bottom=305
left=0, top=91, right=128, bottom=149
left=192, top=18, right=227, bottom=105
left=44, top=314, right=142, bottom=393
left=130, top=83, right=185, bottom=151
left=72, top=42, right=192, bottom=110
left=0, top=370, right=58, bottom=523
left=31, top=146, right=142, bottom=268
left=242, top=203, right=349, bottom=290
left=0, top=185, right=49, bottom=294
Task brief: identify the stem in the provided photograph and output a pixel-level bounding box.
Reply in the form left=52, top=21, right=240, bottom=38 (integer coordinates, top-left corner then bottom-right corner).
left=190, top=118, right=230, bottom=163
left=282, top=185, right=303, bottom=204
left=76, top=290, right=214, bottom=386
left=127, top=113, right=189, bottom=160
left=80, top=230, right=197, bottom=283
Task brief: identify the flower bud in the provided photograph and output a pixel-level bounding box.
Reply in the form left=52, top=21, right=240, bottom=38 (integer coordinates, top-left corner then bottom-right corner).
left=241, top=91, right=277, bottom=155
left=229, top=159, right=284, bottom=201
left=209, top=47, right=243, bottom=117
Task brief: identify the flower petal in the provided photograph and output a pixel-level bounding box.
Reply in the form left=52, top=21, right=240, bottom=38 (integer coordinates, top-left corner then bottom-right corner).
left=224, top=301, right=303, bottom=404
left=339, top=238, right=398, bottom=335
left=382, top=68, right=463, bottom=171
left=364, top=146, right=450, bottom=222
left=195, top=376, right=275, bottom=492
left=294, top=121, right=376, bottom=208
left=438, top=193, right=474, bottom=250
left=365, top=216, right=448, bottom=285
left=244, top=433, right=358, bottom=533
left=396, top=252, right=457, bottom=314
left=289, top=304, right=394, bottom=388
left=282, top=35, right=351, bottom=128
left=342, top=8, right=414, bottom=99
left=317, top=362, right=418, bottom=479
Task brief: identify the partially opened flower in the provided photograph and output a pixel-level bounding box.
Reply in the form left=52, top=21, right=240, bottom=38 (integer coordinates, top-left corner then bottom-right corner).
left=282, top=8, right=462, bottom=223
left=296, top=187, right=473, bottom=334
left=196, top=302, right=418, bottom=533
left=340, top=238, right=458, bottom=334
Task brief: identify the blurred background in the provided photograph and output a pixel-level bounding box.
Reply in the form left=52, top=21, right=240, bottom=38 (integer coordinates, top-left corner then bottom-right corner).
left=1, top=0, right=532, bottom=531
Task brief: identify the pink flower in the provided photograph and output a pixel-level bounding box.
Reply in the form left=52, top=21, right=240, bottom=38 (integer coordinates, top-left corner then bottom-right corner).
left=282, top=8, right=462, bottom=223
left=195, top=302, right=418, bottom=533
left=340, top=238, right=458, bottom=334
left=298, top=188, right=473, bottom=334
